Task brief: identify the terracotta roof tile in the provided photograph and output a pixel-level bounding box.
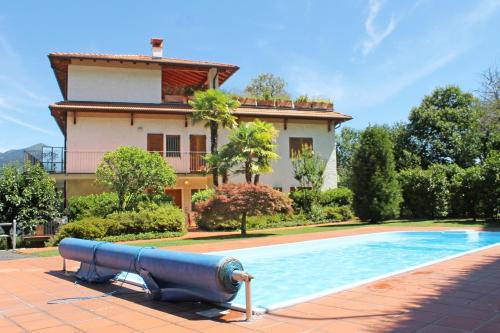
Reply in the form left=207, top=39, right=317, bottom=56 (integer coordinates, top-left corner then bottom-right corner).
left=48, top=52, right=239, bottom=69
left=50, top=101, right=352, bottom=121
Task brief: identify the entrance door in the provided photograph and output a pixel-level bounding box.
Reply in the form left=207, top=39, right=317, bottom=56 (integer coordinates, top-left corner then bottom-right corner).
left=189, top=135, right=206, bottom=172
left=147, top=134, right=164, bottom=156
left=165, top=189, right=182, bottom=208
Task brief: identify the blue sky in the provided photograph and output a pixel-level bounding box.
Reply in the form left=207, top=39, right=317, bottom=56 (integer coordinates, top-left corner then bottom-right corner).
left=0, top=0, right=499, bottom=152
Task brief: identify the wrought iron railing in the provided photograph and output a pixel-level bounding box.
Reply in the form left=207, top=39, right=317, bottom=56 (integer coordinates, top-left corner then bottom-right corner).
left=25, top=148, right=207, bottom=174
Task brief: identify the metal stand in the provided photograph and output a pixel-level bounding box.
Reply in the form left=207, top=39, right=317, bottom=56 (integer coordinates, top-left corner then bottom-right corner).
left=0, top=219, right=16, bottom=250
left=232, top=270, right=255, bottom=321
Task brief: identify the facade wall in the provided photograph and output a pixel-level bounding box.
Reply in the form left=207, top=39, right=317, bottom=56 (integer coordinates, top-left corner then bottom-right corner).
left=66, top=113, right=337, bottom=194
left=67, top=62, right=162, bottom=103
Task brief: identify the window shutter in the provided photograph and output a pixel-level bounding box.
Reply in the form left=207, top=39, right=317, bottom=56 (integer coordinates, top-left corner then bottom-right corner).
left=147, top=134, right=164, bottom=156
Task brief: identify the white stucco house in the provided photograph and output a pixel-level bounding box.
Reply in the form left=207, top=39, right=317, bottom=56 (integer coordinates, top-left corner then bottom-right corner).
left=29, top=38, right=352, bottom=213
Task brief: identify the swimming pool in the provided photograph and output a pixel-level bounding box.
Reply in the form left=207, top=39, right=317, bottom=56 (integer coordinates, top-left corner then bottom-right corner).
left=210, top=230, right=500, bottom=311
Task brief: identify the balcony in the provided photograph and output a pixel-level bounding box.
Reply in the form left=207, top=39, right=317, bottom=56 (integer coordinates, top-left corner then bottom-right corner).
left=24, top=148, right=207, bottom=174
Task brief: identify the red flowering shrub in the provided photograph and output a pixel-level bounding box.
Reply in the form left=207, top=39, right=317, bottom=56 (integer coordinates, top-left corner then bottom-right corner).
left=194, top=183, right=293, bottom=235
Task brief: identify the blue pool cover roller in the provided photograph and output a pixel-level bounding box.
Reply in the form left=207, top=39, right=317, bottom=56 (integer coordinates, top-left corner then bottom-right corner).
left=58, top=238, right=244, bottom=303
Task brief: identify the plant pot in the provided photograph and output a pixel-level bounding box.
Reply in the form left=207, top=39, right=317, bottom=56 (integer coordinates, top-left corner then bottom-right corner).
left=312, top=102, right=328, bottom=110
left=164, top=95, right=186, bottom=104
left=276, top=100, right=293, bottom=108
left=294, top=101, right=312, bottom=109
left=325, top=102, right=334, bottom=110
left=257, top=99, right=275, bottom=107
left=238, top=97, right=257, bottom=106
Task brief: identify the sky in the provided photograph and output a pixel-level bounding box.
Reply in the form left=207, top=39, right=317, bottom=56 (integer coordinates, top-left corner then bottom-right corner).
left=0, top=0, right=499, bottom=152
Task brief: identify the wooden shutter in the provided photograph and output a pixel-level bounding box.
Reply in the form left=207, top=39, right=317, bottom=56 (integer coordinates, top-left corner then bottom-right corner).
left=190, top=135, right=207, bottom=172
left=289, top=137, right=313, bottom=157
left=147, top=134, right=164, bottom=156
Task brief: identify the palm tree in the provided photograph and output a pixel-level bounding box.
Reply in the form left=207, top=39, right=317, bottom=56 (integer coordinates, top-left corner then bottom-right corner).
left=226, top=119, right=279, bottom=184
left=189, top=89, right=240, bottom=186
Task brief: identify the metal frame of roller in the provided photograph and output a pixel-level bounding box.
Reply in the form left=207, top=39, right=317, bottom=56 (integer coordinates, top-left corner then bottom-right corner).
left=59, top=238, right=254, bottom=320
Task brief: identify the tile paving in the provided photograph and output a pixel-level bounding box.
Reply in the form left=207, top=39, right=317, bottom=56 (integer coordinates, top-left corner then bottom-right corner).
left=1, top=226, right=500, bottom=332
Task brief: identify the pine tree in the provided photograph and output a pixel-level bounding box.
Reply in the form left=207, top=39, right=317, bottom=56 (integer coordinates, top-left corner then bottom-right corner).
left=352, top=126, right=402, bottom=222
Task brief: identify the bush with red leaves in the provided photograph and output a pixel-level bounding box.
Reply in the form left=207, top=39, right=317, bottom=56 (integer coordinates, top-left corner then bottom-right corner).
left=194, top=183, right=293, bottom=235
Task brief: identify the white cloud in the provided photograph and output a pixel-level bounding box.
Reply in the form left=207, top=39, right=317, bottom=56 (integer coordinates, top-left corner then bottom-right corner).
left=360, top=0, right=396, bottom=55
left=0, top=112, right=55, bottom=136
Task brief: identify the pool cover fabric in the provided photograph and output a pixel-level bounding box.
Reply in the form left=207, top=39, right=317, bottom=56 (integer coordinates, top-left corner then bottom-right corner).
left=59, top=238, right=243, bottom=303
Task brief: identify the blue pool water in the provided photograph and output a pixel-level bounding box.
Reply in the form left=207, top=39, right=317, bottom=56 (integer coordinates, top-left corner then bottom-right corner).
left=210, top=231, right=500, bottom=310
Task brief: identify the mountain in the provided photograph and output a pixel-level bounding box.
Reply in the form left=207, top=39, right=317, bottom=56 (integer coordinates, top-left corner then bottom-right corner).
left=0, top=144, right=47, bottom=166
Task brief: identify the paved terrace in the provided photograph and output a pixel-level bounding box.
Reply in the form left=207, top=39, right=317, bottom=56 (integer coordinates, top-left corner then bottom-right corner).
left=1, top=226, right=500, bottom=333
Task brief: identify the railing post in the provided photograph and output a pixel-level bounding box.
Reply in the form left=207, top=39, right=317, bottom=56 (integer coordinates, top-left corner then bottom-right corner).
left=12, top=219, right=16, bottom=250
left=232, top=270, right=254, bottom=321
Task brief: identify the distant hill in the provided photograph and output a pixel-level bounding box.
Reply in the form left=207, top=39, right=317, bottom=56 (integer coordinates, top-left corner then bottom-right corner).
left=0, top=144, right=46, bottom=166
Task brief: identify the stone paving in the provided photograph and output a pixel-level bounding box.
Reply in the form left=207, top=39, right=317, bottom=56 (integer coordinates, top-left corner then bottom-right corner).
left=1, top=226, right=500, bottom=332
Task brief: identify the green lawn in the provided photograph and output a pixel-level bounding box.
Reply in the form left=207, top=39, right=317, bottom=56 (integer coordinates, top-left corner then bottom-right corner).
left=28, top=218, right=496, bottom=258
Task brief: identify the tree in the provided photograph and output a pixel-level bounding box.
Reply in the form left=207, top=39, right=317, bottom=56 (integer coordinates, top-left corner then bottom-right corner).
left=189, top=89, right=240, bottom=186
left=335, top=127, right=361, bottom=188
left=0, top=162, right=61, bottom=234
left=407, top=86, right=482, bottom=168
left=194, top=183, right=293, bottom=236
left=482, top=151, right=500, bottom=219
left=351, top=126, right=402, bottom=222
left=96, top=147, right=176, bottom=211
left=387, top=122, right=421, bottom=171
left=224, top=120, right=279, bottom=184
left=245, top=73, right=288, bottom=100
left=476, top=66, right=500, bottom=161
left=291, top=146, right=326, bottom=192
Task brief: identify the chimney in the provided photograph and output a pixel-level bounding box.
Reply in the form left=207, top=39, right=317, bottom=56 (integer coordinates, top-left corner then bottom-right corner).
left=150, top=38, right=164, bottom=58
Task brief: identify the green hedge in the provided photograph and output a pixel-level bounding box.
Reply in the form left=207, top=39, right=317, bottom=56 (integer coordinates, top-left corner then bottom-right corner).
left=67, top=192, right=119, bottom=221
left=320, top=188, right=353, bottom=207
left=52, top=204, right=186, bottom=245
left=323, top=205, right=354, bottom=221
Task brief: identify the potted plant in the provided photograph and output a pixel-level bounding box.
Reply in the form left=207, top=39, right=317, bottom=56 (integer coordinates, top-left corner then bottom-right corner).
left=294, top=95, right=312, bottom=109
left=237, top=94, right=257, bottom=106
left=257, top=92, right=275, bottom=107
left=275, top=94, right=293, bottom=108
left=311, top=97, right=333, bottom=110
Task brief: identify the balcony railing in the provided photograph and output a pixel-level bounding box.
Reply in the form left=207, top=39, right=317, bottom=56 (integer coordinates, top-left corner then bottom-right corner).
left=24, top=149, right=207, bottom=174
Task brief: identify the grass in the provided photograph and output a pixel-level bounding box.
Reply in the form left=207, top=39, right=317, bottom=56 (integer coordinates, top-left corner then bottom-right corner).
left=28, top=218, right=497, bottom=258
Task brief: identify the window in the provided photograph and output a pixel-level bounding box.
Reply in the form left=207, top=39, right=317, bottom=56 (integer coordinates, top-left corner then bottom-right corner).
left=165, top=135, right=181, bottom=157
left=289, top=137, right=313, bottom=157
left=147, top=134, right=164, bottom=156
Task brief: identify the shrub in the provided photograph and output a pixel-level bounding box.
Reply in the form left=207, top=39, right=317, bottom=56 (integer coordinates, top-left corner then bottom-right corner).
left=191, top=189, right=215, bottom=206
left=323, top=205, right=354, bottom=221
left=52, top=204, right=186, bottom=245
left=195, top=183, right=293, bottom=235
left=289, top=189, right=318, bottom=212
left=53, top=218, right=108, bottom=244
left=482, top=152, right=500, bottom=219
left=67, top=192, right=119, bottom=221
left=109, top=204, right=186, bottom=233
left=352, top=126, right=402, bottom=222
left=320, top=188, right=353, bottom=207
left=399, top=165, right=450, bottom=218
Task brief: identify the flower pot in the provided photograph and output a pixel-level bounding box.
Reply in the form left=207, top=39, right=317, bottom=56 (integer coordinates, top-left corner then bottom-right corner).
left=276, top=100, right=293, bottom=108
left=312, top=102, right=328, bottom=110
left=257, top=99, right=275, bottom=107
left=164, top=95, right=186, bottom=104
left=294, top=101, right=312, bottom=109
left=238, top=97, right=257, bottom=106
left=325, top=102, right=334, bottom=110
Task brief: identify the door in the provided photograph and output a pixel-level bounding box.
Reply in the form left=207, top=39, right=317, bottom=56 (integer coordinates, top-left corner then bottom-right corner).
left=165, top=189, right=182, bottom=208
left=147, top=134, right=164, bottom=156
left=189, top=135, right=206, bottom=172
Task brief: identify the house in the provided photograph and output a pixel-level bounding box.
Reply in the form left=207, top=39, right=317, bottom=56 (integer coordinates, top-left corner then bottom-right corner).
left=29, top=38, right=352, bottom=213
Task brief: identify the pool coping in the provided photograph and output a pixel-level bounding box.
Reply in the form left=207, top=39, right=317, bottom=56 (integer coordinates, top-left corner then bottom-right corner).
left=217, top=229, right=500, bottom=314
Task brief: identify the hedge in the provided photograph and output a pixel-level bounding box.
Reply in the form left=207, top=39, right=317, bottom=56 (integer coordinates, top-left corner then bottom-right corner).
left=320, top=188, right=353, bottom=207
left=52, top=204, right=186, bottom=245
left=67, top=192, right=119, bottom=221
